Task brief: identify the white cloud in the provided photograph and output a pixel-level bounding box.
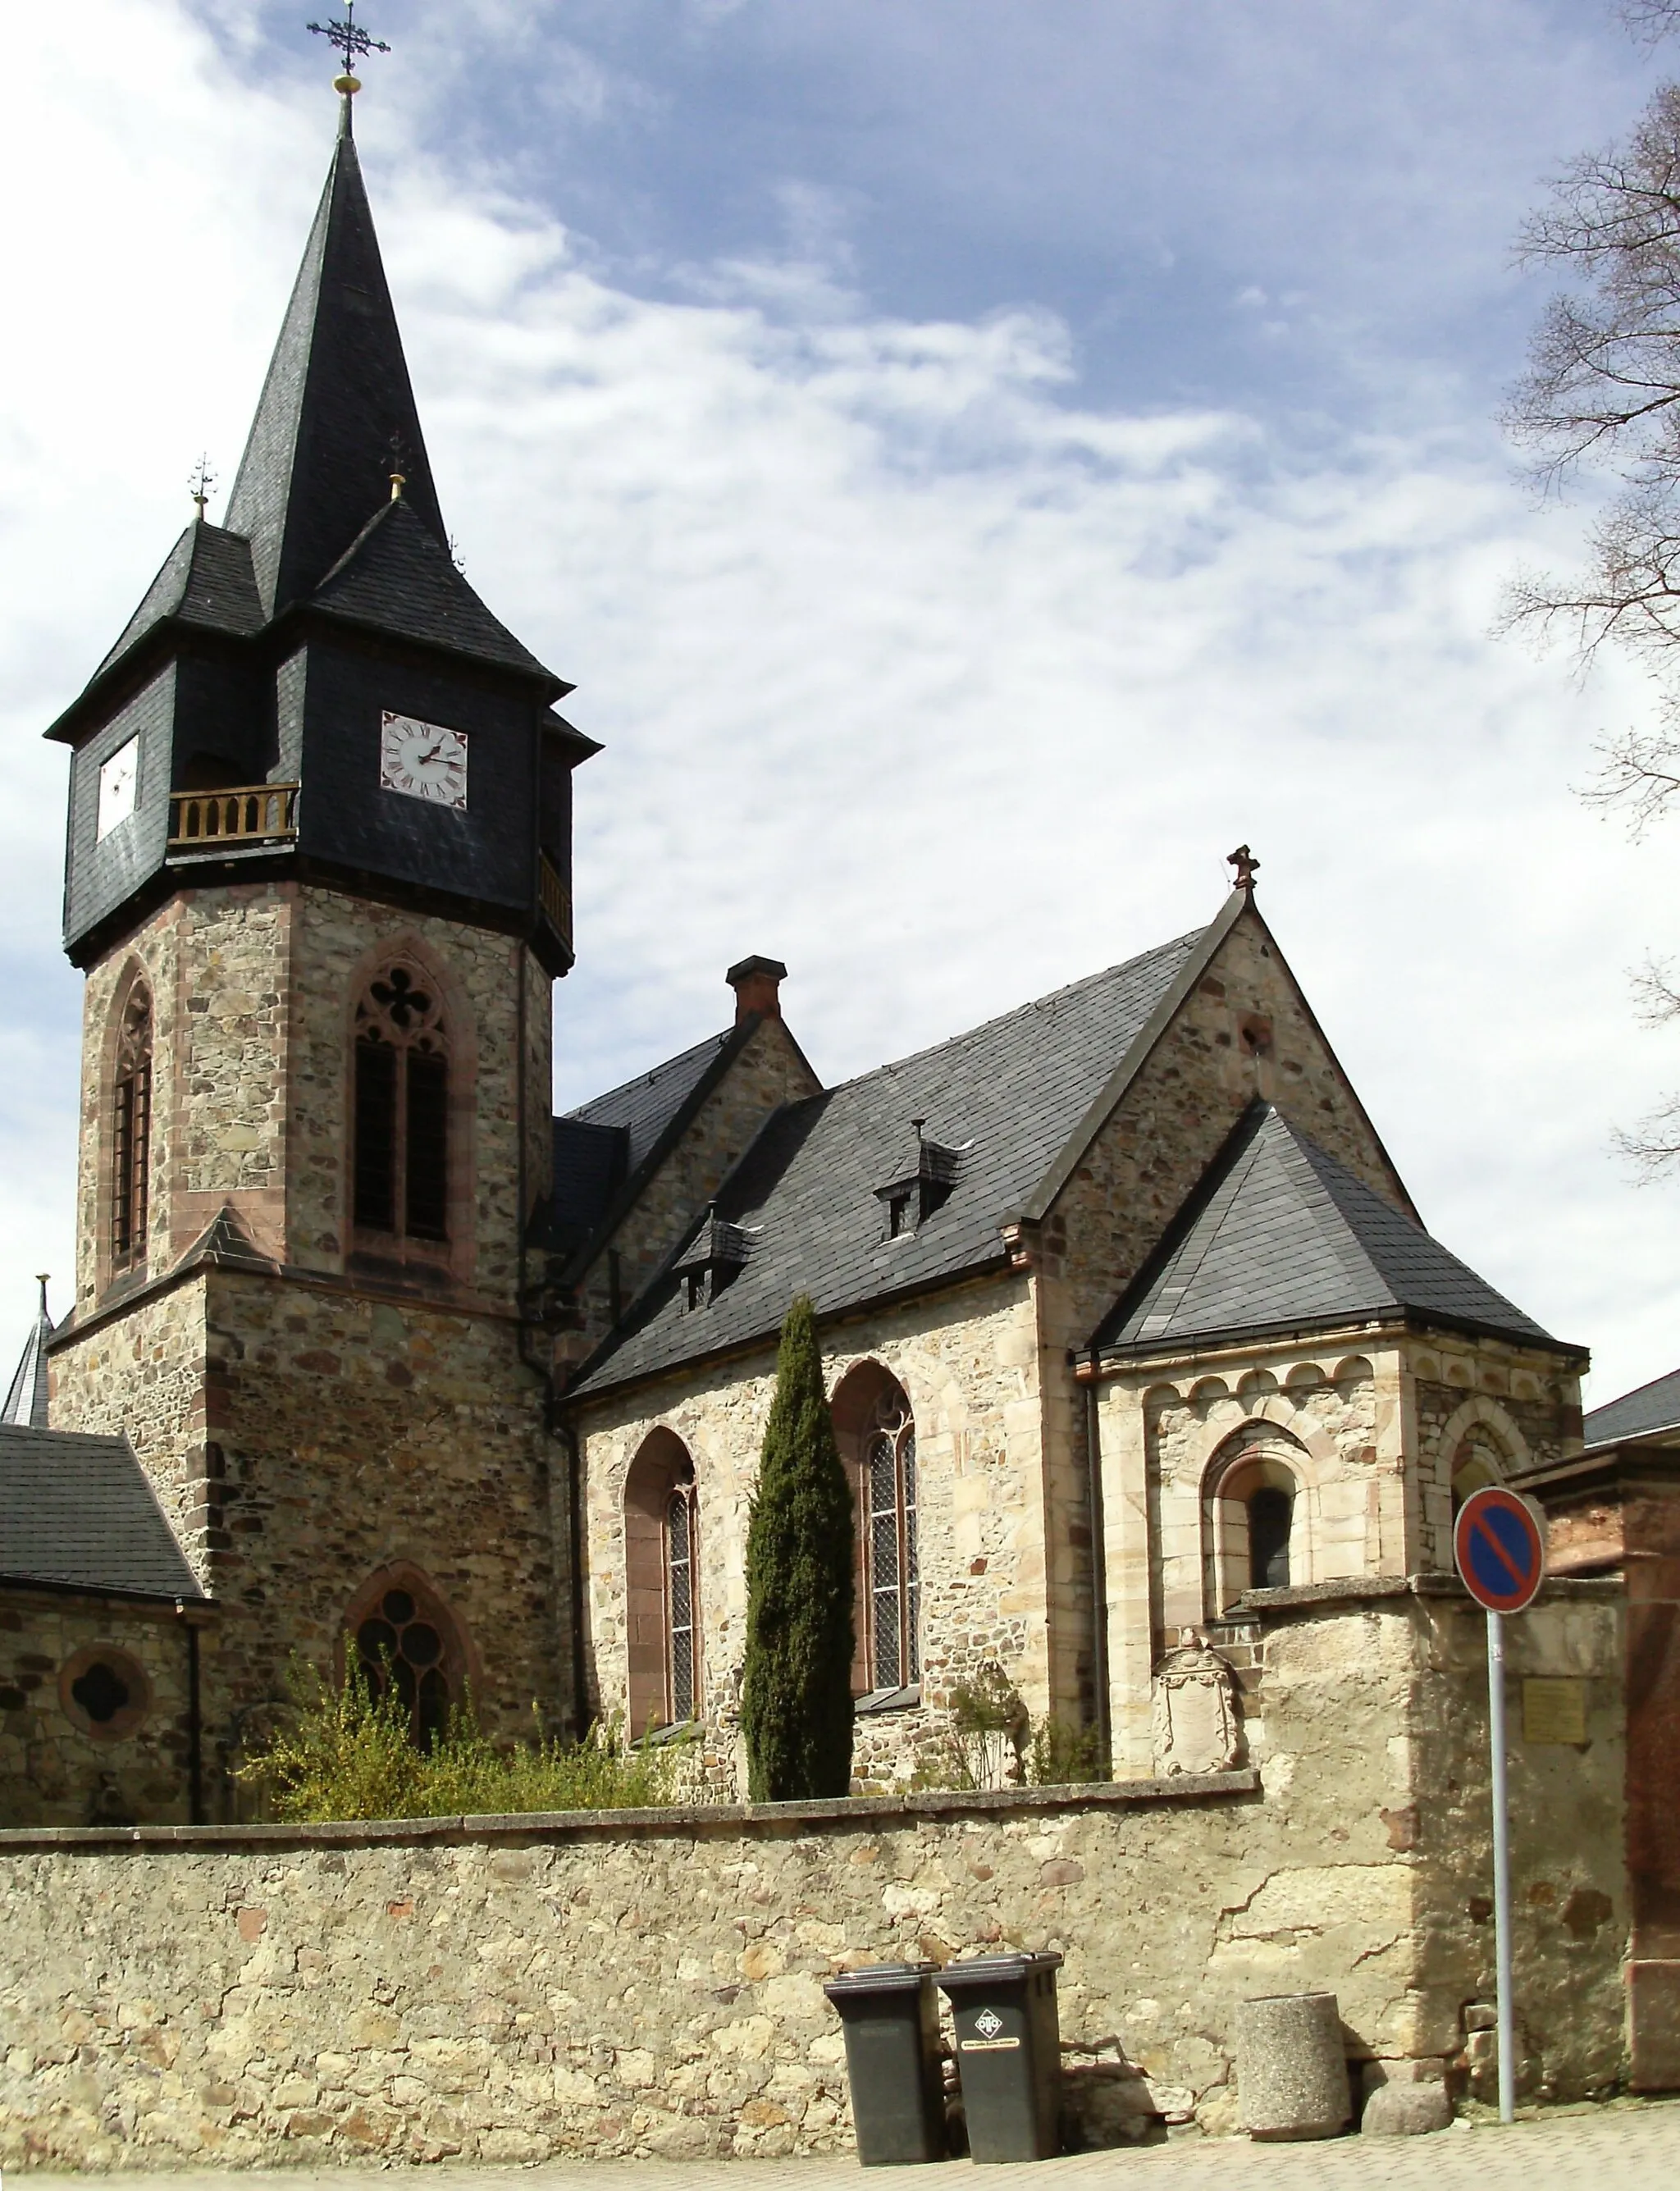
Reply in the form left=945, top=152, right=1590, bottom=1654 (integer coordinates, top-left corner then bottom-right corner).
left=0, top=0, right=1674, bottom=1414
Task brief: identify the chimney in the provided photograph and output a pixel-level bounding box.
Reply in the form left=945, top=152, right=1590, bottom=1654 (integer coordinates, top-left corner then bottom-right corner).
left=726, top=955, right=788, bottom=1025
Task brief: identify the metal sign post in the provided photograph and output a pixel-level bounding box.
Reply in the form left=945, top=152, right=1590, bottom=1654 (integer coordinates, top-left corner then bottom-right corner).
left=1453, top=1486, right=1546, bottom=2128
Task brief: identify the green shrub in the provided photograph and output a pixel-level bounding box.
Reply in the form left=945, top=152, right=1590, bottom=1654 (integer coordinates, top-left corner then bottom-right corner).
left=741, top=1294, right=856, bottom=1801
left=1027, top=1715, right=1109, bottom=1787
left=239, top=1659, right=682, bottom=1821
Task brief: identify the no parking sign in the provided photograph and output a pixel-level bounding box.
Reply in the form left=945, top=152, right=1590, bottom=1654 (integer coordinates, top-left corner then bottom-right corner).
left=1454, top=1482, right=1548, bottom=2126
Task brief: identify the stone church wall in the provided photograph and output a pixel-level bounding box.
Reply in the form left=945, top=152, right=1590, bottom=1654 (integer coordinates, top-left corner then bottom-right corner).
left=575, top=1272, right=1046, bottom=1784
left=0, top=1590, right=1628, bottom=2169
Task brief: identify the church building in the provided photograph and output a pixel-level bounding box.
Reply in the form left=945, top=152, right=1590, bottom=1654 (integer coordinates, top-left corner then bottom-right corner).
left=0, top=89, right=1603, bottom=1828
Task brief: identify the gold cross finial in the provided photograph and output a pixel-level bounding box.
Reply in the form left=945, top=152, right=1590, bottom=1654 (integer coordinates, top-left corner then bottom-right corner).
left=189, top=454, right=216, bottom=520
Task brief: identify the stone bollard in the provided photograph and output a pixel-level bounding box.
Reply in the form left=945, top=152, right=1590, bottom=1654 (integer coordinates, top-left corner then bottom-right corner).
left=1234, top=1992, right=1351, bottom=2141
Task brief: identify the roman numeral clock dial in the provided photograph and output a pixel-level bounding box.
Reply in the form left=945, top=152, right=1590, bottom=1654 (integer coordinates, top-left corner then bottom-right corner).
left=379, top=712, right=469, bottom=810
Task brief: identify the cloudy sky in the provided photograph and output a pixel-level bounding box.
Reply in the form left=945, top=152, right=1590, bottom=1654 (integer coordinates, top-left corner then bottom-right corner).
left=1, top=0, right=1674, bottom=1407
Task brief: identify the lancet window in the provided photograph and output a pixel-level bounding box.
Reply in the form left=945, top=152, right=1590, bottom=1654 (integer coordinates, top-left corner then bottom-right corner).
left=353, top=963, right=450, bottom=1243
left=865, top=1390, right=920, bottom=1691
left=111, top=984, right=153, bottom=1271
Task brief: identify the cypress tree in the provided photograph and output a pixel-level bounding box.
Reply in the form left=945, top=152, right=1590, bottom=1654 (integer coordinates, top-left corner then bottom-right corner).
left=741, top=1295, right=856, bottom=1801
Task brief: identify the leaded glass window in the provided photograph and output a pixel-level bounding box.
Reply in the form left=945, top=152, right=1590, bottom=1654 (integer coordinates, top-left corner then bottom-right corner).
left=866, top=1417, right=919, bottom=1689
left=666, top=1486, right=698, bottom=1723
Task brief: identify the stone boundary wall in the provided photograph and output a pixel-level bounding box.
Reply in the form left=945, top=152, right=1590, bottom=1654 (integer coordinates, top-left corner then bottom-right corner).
left=0, top=1592, right=1628, bottom=2170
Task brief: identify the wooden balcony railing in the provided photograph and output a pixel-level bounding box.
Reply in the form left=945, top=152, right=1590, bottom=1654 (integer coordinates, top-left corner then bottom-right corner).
left=168, top=783, right=299, bottom=851
left=537, top=852, right=573, bottom=956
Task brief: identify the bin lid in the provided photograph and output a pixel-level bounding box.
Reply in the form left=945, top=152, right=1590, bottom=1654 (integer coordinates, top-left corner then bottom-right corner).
left=935, top=1951, right=1064, bottom=1992
left=823, top=1960, right=937, bottom=2000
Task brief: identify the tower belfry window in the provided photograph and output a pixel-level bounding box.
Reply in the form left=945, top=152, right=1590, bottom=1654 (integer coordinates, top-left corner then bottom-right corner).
left=111, top=984, right=153, bottom=1271
left=353, top=964, right=450, bottom=1243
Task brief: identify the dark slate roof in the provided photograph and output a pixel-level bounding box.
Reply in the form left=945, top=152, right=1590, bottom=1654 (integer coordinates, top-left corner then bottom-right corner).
left=310, top=498, right=558, bottom=682
left=1095, top=1103, right=1564, bottom=1357
left=0, top=1426, right=203, bottom=1599
left=1584, top=1365, right=1680, bottom=1449
left=2, top=1290, right=52, bottom=1430
left=568, top=929, right=1208, bottom=1397
left=547, top=1117, right=630, bottom=1261
left=568, top=1030, right=737, bottom=1175
left=225, top=107, right=448, bottom=619
left=94, top=522, right=264, bottom=684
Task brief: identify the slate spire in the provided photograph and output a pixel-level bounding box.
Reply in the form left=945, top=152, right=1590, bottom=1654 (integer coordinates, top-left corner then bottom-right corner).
left=2, top=1279, right=53, bottom=1431
left=226, top=99, right=446, bottom=618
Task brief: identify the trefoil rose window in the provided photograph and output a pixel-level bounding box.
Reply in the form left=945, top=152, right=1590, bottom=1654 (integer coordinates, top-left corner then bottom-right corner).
left=354, top=1584, right=457, bottom=1750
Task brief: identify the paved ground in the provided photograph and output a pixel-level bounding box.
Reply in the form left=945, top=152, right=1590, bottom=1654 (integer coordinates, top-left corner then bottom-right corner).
left=22, top=2098, right=1680, bottom=2191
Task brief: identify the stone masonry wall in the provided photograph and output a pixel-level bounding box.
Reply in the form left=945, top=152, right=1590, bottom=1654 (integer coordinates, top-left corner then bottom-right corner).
left=0, top=1590, right=1628, bottom=2170
left=52, top=1265, right=564, bottom=1788
left=576, top=1274, right=1044, bottom=1787
left=72, top=883, right=552, bottom=1317
left=0, top=1590, right=202, bottom=1829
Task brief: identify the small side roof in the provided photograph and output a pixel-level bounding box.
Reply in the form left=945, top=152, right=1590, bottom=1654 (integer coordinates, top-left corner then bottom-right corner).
left=0, top=1426, right=203, bottom=1600
left=1095, top=1102, right=1573, bottom=1360
left=1584, top=1364, right=1680, bottom=1450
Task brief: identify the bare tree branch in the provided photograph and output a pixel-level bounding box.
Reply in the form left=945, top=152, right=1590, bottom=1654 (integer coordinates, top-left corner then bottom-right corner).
left=1613, top=1095, right=1680, bottom=1177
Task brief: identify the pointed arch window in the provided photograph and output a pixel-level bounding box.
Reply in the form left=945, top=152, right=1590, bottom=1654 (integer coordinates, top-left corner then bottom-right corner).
left=666, top=1480, right=699, bottom=1724
left=353, top=964, right=450, bottom=1242
left=111, top=984, right=153, bottom=1271
left=624, top=1432, right=702, bottom=1733
left=349, top=1572, right=465, bottom=1752
left=865, top=1399, right=920, bottom=1691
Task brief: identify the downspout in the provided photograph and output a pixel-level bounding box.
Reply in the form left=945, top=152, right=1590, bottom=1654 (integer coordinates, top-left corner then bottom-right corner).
left=1084, top=1363, right=1112, bottom=1769
left=177, top=1599, right=203, bottom=1825
left=514, top=938, right=573, bottom=1732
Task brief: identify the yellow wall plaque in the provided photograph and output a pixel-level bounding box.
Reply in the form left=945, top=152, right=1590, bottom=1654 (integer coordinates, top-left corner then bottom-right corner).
left=1522, top=1677, right=1588, bottom=1746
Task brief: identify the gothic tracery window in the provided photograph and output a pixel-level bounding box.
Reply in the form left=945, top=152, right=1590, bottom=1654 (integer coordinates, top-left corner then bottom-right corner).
left=351, top=1577, right=462, bottom=1751
left=111, top=984, right=153, bottom=1271
left=865, top=1394, right=920, bottom=1691
left=353, top=963, right=450, bottom=1243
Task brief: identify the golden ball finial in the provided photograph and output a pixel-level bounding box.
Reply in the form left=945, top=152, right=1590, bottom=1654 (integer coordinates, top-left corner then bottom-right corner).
left=334, top=71, right=362, bottom=95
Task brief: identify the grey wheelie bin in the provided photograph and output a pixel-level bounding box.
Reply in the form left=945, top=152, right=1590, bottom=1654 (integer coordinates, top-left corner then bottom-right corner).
left=938, top=1951, right=1064, bottom=2161
left=823, top=1960, right=947, bottom=2165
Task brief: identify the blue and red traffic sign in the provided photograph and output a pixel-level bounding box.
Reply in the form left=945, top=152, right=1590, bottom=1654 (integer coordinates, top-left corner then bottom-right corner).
left=1454, top=1486, right=1546, bottom=1614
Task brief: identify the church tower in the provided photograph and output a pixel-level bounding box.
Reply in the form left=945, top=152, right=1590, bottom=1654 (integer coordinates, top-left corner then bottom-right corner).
left=44, top=85, right=593, bottom=1790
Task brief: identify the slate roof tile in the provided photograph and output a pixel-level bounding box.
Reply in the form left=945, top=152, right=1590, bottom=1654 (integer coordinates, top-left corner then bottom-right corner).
left=309, top=498, right=559, bottom=683
left=92, top=521, right=264, bottom=685
left=1583, top=1365, right=1680, bottom=1448
left=0, top=1426, right=203, bottom=1599
left=566, top=1030, right=736, bottom=1176
left=1097, top=1103, right=1564, bottom=1357
left=568, top=930, right=1205, bottom=1398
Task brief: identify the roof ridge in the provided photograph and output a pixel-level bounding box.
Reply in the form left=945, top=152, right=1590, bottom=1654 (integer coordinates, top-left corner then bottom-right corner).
left=1262, top=1111, right=1395, bottom=1304
left=564, top=1028, right=733, bottom=1124
left=819, top=929, right=1206, bottom=1103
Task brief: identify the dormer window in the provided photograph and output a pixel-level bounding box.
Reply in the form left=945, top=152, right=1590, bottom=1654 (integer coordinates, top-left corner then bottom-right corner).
left=875, top=1123, right=966, bottom=1239
left=675, top=1212, right=751, bottom=1309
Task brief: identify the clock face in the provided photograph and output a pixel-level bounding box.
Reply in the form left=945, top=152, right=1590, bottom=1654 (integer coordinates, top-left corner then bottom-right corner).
left=379, top=713, right=469, bottom=810
left=97, top=737, right=139, bottom=839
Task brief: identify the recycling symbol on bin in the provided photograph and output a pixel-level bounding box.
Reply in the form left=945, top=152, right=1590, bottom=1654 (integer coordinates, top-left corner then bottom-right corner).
left=974, top=2009, right=1004, bottom=2038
